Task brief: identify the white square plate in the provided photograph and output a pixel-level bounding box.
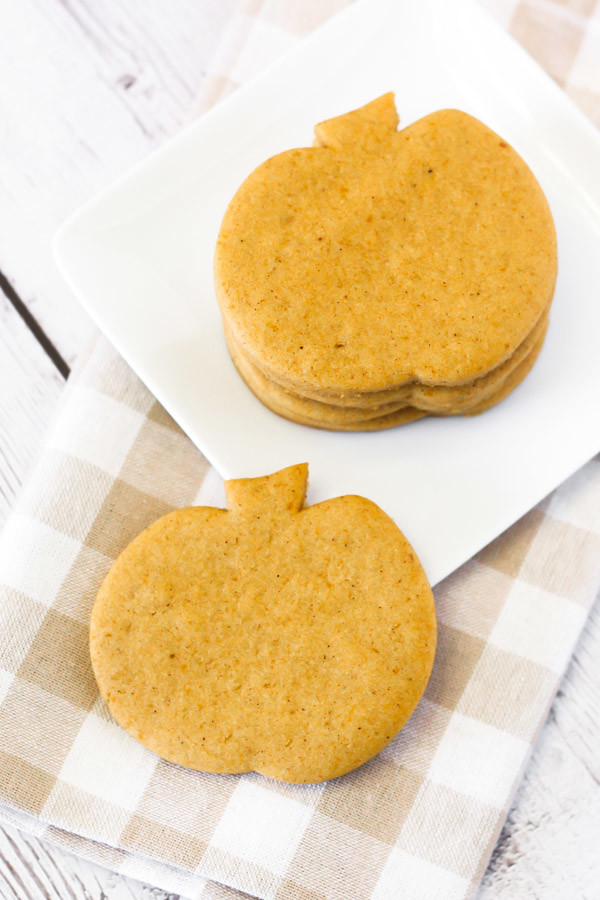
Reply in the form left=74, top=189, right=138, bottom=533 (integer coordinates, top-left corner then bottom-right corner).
left=54, top=0, right=600, bottom=586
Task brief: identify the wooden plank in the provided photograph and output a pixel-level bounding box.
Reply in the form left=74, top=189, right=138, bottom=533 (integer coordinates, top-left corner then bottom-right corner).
left=482, top=595, right=600, bottom=897
left=0, top=292, right=65, bottom=526
left=0, top=271, right=69, bottom=379
left=0, top=822, right=170, bottom=900
left=0, top=0, right=238, bottom=365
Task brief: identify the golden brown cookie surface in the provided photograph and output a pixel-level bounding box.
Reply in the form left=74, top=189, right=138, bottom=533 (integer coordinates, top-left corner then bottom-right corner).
left=226, top=325, right=413, bottom=426
left=90, top=465, right=436, bottom=782
left=228, top=327, right=545, bottom=431
left=224, top=310, right=548, bottom=424
left=215, top=94, right=556, bottom=393
left=464, top=316, right=548, bottom=415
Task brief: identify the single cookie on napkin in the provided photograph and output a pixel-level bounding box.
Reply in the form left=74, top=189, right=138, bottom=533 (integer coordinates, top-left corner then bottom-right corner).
left=90, top=464, right=436, bottom=783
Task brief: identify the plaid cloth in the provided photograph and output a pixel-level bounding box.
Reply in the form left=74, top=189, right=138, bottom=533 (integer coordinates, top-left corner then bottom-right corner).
left=1, top=1, right=600, bottom=898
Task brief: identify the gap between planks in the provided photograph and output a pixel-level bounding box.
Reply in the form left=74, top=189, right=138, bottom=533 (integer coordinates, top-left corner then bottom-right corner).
left=0, top=291, right=65, bottom=527
left=0, top=0, right=239, bottom=365
left=0, top=270, right=70, bottom=379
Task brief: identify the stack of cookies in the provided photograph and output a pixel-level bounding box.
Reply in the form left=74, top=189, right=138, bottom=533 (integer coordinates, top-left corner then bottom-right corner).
left=214, top=94, right=557, bottom=431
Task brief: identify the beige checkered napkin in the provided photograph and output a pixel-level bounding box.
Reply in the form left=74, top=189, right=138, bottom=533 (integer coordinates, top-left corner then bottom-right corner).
left=1, top=1, right=600, bottom=899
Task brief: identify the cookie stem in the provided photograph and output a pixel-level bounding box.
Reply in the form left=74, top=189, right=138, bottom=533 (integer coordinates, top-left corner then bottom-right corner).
left=313, top=93, right=398, bottom=150
left=225, top=464, right=308, bottom=516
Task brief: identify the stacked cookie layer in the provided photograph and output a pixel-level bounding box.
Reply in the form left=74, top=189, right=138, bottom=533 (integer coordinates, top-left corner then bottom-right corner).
left=215, top=95, right=557, bottom=431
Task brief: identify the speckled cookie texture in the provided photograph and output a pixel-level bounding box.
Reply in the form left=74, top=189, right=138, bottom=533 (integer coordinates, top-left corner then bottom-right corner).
left=214, top=93, right=557, bottom=429
left=90, top=464, right=436, bottom=783
left=225, top=308, right=548, bottom=412
left=225, top=314, right=548, bottom=430
left=227, top=324, right=546, bottom=430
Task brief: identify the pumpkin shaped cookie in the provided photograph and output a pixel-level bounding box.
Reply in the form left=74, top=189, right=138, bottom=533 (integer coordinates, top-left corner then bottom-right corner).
left=215, top=93, right=556, bottom=402
left=90, top=464, right=436, bottom=783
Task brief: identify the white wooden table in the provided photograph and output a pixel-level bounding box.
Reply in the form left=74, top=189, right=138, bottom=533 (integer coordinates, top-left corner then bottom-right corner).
left=0, top=1, right=598, bottom=898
